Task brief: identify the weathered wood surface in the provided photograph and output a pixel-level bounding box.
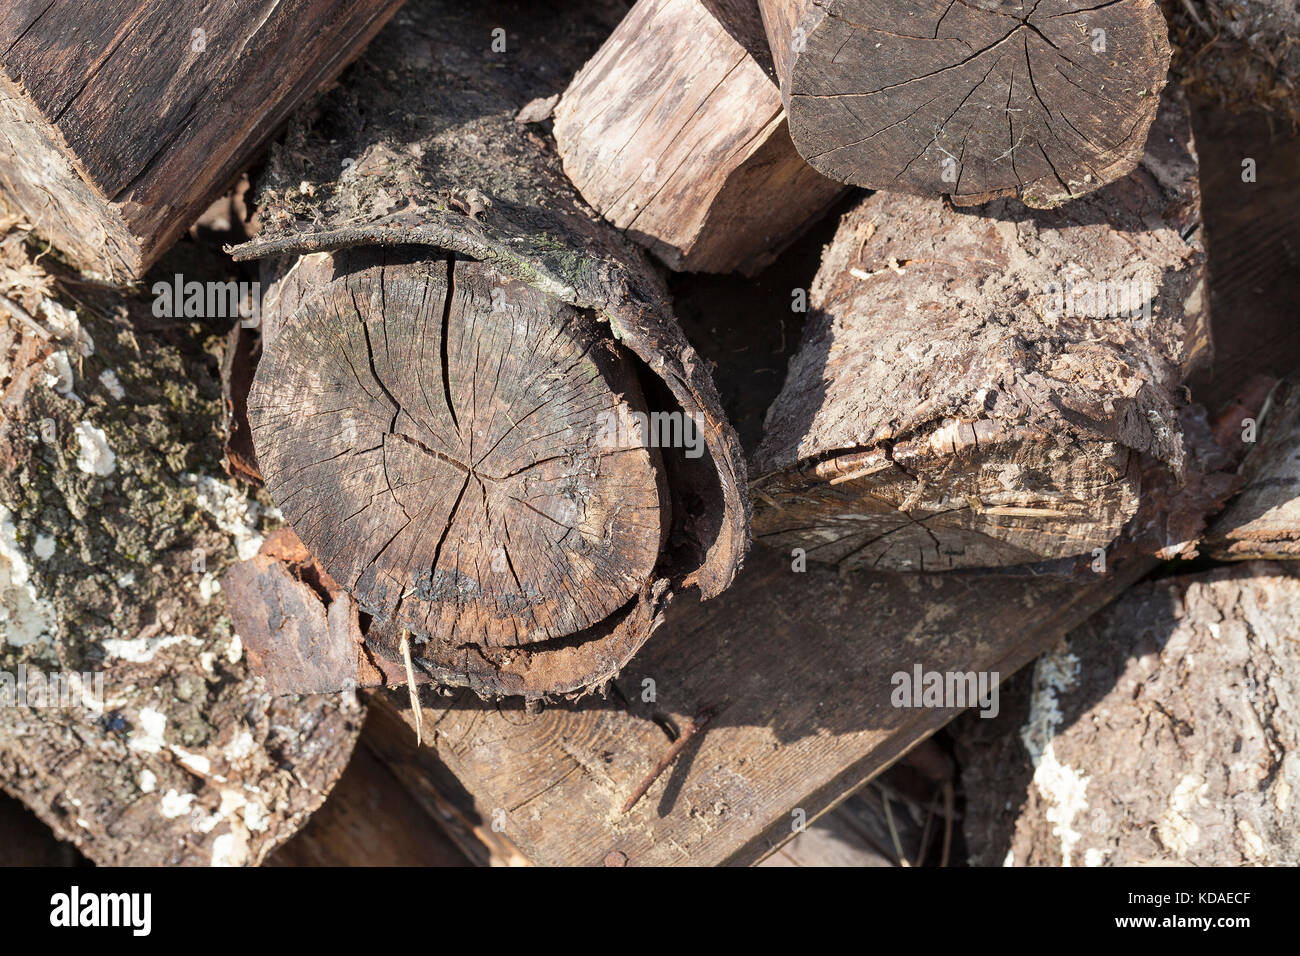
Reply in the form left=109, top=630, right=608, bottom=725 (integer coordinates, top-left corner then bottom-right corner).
left=231, top=0, right=750, bottom=700
left=553, top=0, right=846, bottom=274
left=0, top=0, right=405, bottom=282
left=756, top=0, right=1171, bottom=205
left=1207, top=385, right=1300, bottom=559
left=0, top=231, right=361, bottom=865
left=379, top=543, right=1156, bottom=866
left=956, top=563, right=1300, bottom=866
left=750, top=88, right=1208, bottom=571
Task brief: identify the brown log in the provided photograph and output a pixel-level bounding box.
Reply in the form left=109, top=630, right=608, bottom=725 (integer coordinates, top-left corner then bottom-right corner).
left=0, top=0, right=404, bottom=283
left=553, top=0, right=847, bottom=275
left=757, top=0, right=1171, bottom=206
left=230, top=0, right=750, bottom=701
left=751, top=88, right=1209, bottom=571
left=956, top=563, right=1300, bottom=866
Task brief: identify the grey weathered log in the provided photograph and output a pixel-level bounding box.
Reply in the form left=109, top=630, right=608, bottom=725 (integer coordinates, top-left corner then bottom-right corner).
left=231, top=0, right=749, bottom=701
left=751, top=88, right=1209, bottom=571
left=757, top=0, right=1172, bottom=206
left=0, top=0, right=405, bottom=283
left=553, top=0, right=847, bottom=275
left=956, top=563, right=1300, bottom=866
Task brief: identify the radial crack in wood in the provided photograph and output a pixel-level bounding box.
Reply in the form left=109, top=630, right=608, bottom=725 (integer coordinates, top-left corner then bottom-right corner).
left=250, top=248, right=667, bottom=650
left=758, top=0, right=1171, bottom=206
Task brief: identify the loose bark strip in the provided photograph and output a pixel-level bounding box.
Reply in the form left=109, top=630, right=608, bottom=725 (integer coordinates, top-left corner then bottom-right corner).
left=956, top=564, right=1300, bottom=866
left=553, top=0, right=847, bottom=275
left=0, top=0, right=404, bottom=283
left=1207, top=384, right=1300, bottom=560
left=757, top=0, right=1171, bottom=206
left=752, top=88, right=1208, bottom=571
left=232, top=0, right=749, bottom=700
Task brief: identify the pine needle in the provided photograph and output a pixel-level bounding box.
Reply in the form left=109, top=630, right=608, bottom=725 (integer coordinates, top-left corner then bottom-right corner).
left=399, top=629, right=424, bottom=746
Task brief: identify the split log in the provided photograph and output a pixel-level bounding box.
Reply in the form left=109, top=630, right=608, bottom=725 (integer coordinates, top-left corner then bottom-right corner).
left=230, top=0, right=749, bottom=701
left=1207, top=384, right=1300, bottom=560
left=751, top=88, right=1208, bottom=571
left=757, top=0, right=1172, bottom=206
left=0, top=245, right=361, bottom=865
left=0, top=0, right=405, bottom=283
left=553, top=0, right=847, bottom=274
left=955, top=564, right=1300, bottom=866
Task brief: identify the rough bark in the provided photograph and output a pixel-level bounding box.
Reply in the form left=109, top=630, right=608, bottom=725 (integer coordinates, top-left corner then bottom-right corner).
left=956, top=564, right=1300, bottom=866
left=0, top=240, right=361, bottom=865
left=553, top=0, right=847, bottom=275
left=0, top=0, right=404, bottom=283
left=1163, top=0, right=1300, bottom=126
left=1207, top=383, right=1300, bottom=559
left=230, top=0, right=749, bottom=700
left=757, top=0, right=1171, bottom=206
left=752, top=88, right=1208, bottom=571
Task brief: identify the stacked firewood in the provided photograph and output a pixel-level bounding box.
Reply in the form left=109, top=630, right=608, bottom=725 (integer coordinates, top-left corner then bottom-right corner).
left=1, top=0, right=1298, bottom=866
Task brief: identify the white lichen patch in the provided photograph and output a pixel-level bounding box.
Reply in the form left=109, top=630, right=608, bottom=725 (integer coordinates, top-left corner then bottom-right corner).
left=139, top=770, right=158, bottom=794
left=1156, top=771, right=1208, bottom=858
left=40, top=299, right=93, bottom=356
left=42, top=350, right=76, bottom=399
left=183, top=474, right=267, bottom=560
left=130, top=707, right=169, bottom=754
left=32, top=533, right=55, bottom=560
left=0, top=505, right=56, bottom=650
left=74, top=421, right=116, bottom=476
left=1021, top=640, right=1090, bottom=866
left=159, top=789, right=196, bottom=819
left=100, top=633, right=201, bottom=664
left=98, top=368, right=126, bottom=400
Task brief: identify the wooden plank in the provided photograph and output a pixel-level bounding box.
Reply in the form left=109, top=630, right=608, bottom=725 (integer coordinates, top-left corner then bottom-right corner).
left=1207, top=385, right=1300, bottom=559
left=0, top=0, right=405, bottom=282
left=379, top=544, right=1154, bottom=866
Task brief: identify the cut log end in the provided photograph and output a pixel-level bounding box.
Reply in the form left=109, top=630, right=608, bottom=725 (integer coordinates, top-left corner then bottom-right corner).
left=250, top=248, right=668, bottom=651
left=762, top=0, right=1172, bottom=205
